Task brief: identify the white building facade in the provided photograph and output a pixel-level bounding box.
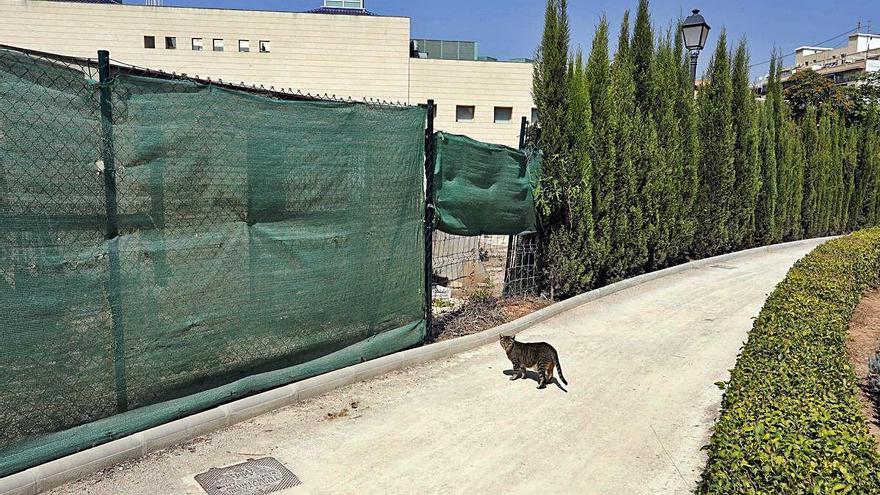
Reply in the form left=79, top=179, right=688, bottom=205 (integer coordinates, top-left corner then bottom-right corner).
left=781, top=32, right=880, bottom=86
left=0, top=0, right=536, bottom=147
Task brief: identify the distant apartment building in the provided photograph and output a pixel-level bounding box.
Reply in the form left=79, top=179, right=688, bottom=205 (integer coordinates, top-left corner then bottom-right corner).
left=0, top=0, right=535, bottom=147
left=778, top=32, right=880, bottom=87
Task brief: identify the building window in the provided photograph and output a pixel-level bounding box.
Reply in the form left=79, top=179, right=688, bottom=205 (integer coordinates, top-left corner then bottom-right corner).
left=531, top=108, right=539, bottom=124
left=144, top=36, right=156, bottom=49
left=165, top=37, right=176, bottom=50
left=324, top=0, right=364, bottom=8
left=213, top=39, right=224, bottom=52
left=494, top=107, right=513, bottom=123
left=239, top=40, right=250, bottom=52
left=192, top=38, right=203, bottom=51
left=456, top=105, right=475, bottom=123
left=259, top=40, right=271, bottom=53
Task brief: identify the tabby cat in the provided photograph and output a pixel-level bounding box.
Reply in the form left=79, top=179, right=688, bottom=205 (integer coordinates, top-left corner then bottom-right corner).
left=499, top=335, right=568, bottom=389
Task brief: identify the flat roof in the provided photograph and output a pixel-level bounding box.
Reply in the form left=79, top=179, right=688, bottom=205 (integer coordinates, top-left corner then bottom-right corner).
left=47, top=0, right=410, bottom=19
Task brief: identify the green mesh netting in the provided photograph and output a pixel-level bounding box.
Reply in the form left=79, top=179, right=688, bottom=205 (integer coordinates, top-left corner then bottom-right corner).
left=0, top=48, right=427, bottom=477
left=432, top=132, right=540, bottom=236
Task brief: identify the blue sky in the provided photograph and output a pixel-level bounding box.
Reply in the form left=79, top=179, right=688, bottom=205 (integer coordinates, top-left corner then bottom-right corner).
left=130, top=0, right=877, bottom=80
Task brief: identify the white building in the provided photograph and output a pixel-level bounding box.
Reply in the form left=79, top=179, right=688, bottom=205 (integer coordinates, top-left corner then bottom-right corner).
left=0, top=0, right=536, bottom=147
left=781, top=32, right=880, bottom=86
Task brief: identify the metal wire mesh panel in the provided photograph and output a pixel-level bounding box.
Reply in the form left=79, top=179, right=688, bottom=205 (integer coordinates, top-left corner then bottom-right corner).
left=504, top=233, right=541, bottom=296
left=431, top=232, right=540, bottom=300
left=0, top=46, right=427, bottom=477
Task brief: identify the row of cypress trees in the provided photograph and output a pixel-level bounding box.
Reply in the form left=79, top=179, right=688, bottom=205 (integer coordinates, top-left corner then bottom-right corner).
left=533, top=0, right=880, bottom=298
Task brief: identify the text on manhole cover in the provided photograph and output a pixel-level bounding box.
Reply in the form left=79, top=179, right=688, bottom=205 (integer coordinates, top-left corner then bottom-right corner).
left=194, top=457, right=301, bottom=495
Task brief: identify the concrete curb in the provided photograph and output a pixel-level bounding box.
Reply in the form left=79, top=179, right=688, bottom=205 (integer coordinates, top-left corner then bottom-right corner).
left=0, top=236, right=836, bottom=495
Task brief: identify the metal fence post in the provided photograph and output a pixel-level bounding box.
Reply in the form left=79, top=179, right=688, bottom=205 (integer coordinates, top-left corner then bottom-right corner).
left=424, top=99, right=435, bottom=341
left=98, top=50, right=128, bottom=413
left=99, top=50, right=119, bottom=239
left=503, top=116, right=529, bottom=296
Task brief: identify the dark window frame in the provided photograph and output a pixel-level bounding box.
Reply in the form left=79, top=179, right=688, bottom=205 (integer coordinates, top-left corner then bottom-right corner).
left=493, top=106, right=513, bottom=123
left=455, top=105, right=476, bottom=123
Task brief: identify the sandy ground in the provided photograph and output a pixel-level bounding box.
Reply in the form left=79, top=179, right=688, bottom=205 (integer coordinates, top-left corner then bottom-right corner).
left=44, top=239, right=824, bottom=495
left=847, top=288, right=880, bottom=441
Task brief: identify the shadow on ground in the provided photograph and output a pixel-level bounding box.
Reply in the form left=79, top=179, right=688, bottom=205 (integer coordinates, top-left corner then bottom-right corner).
left=502, top=369, right=568, bottom=393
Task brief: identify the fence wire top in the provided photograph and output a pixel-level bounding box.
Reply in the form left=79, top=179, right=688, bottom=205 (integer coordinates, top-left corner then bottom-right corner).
left=0, top=43, right=416, bottom=108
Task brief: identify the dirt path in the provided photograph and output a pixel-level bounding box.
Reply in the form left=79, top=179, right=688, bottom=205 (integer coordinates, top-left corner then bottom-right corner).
left=43, top=240, right=825, bottom=495
left=847, top=289, right=880, bottom=442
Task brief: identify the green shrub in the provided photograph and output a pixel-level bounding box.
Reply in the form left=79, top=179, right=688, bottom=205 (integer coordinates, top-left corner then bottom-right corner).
left=699, top=229, right=880, bottom=494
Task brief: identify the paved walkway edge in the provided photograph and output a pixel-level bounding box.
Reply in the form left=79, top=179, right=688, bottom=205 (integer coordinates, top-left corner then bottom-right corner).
left=0, top=236, right=836, bottom=495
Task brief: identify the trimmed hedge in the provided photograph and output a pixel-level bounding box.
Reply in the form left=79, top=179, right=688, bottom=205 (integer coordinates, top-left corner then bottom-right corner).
left=699, top=230, right=880, bottom=494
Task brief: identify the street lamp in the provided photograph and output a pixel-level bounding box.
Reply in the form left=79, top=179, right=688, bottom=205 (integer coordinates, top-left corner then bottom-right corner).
left=681, top=9, right=711, bottom=89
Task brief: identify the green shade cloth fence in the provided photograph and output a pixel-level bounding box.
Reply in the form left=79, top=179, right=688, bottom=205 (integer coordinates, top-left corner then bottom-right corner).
left=431, top=132, right=541, bottom=236
left=0, top=49, right=426, bottom=477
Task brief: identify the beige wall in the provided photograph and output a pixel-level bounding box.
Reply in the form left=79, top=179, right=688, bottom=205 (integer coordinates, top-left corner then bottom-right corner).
left=409, top=58, right=533, bottom=147
left=0, top=0, right=534, bottom=147
left=0, top=0, right=412, bottom=101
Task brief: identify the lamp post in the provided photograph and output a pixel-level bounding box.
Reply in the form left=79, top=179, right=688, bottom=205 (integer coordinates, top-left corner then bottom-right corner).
left=681, top=9, right=711, bottom=89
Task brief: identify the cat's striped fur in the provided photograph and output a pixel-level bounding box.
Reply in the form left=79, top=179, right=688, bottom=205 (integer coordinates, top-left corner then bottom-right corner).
left=499, top=335, right=568, bottom=389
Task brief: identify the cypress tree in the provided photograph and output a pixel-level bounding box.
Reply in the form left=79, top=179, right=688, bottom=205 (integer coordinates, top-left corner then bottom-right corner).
left=645, top=29, right=683, bottom=269
left=543, top=49, right=595, bottom=296
left=854, top=108, right=880, bottom=227
left=586, top=15, right=616, bottom=285
left=630, top=1, right=661, bottom=271
left=787, top=119, right=806, bottom=239
left=533, top=0, right=568, bottom=164
left=870, top=115, right=880, bottom=227
left=775, top=109, right=792, bottom=238
left=730, top=38, right=760, bottom=248
left=638, top=110, right=665, bottom=270
left=693, top=30, right=735, bottom=257
left=533, top=0, right=573, bottom=295
left=769, top=51, right=786, bottom=162
left=829, top=112, right=846, bottom=232
left=608, top=11, right=647, bottom=279
left=755, top=102, right=778, bottom=244
left=631, top=0, right=654, bottom=114
left=800, top=105, right=821, bottom=236
left=767, top=52, right=791, bottom=237
left=816, top=110, right=833, bottom=235
left=844, top=125, right=859, bottom=230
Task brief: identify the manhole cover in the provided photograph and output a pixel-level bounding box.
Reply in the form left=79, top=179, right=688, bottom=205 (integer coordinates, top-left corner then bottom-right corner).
left=195, top=457, right=301, bottom=495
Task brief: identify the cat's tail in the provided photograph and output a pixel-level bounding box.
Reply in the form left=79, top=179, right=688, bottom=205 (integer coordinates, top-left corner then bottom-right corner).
left=553, top=348, right=568, bottom=385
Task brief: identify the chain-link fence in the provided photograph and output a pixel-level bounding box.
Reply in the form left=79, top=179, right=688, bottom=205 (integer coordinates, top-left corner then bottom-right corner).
left=0, top=44, right=541, bottom=476
left=431, top=233, right=539, bottom=300
left=429, top=232, right=543, bottom=341
left=0, top=44, right=429, bottom=477
left=427, top=118, right=543, bottom=339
